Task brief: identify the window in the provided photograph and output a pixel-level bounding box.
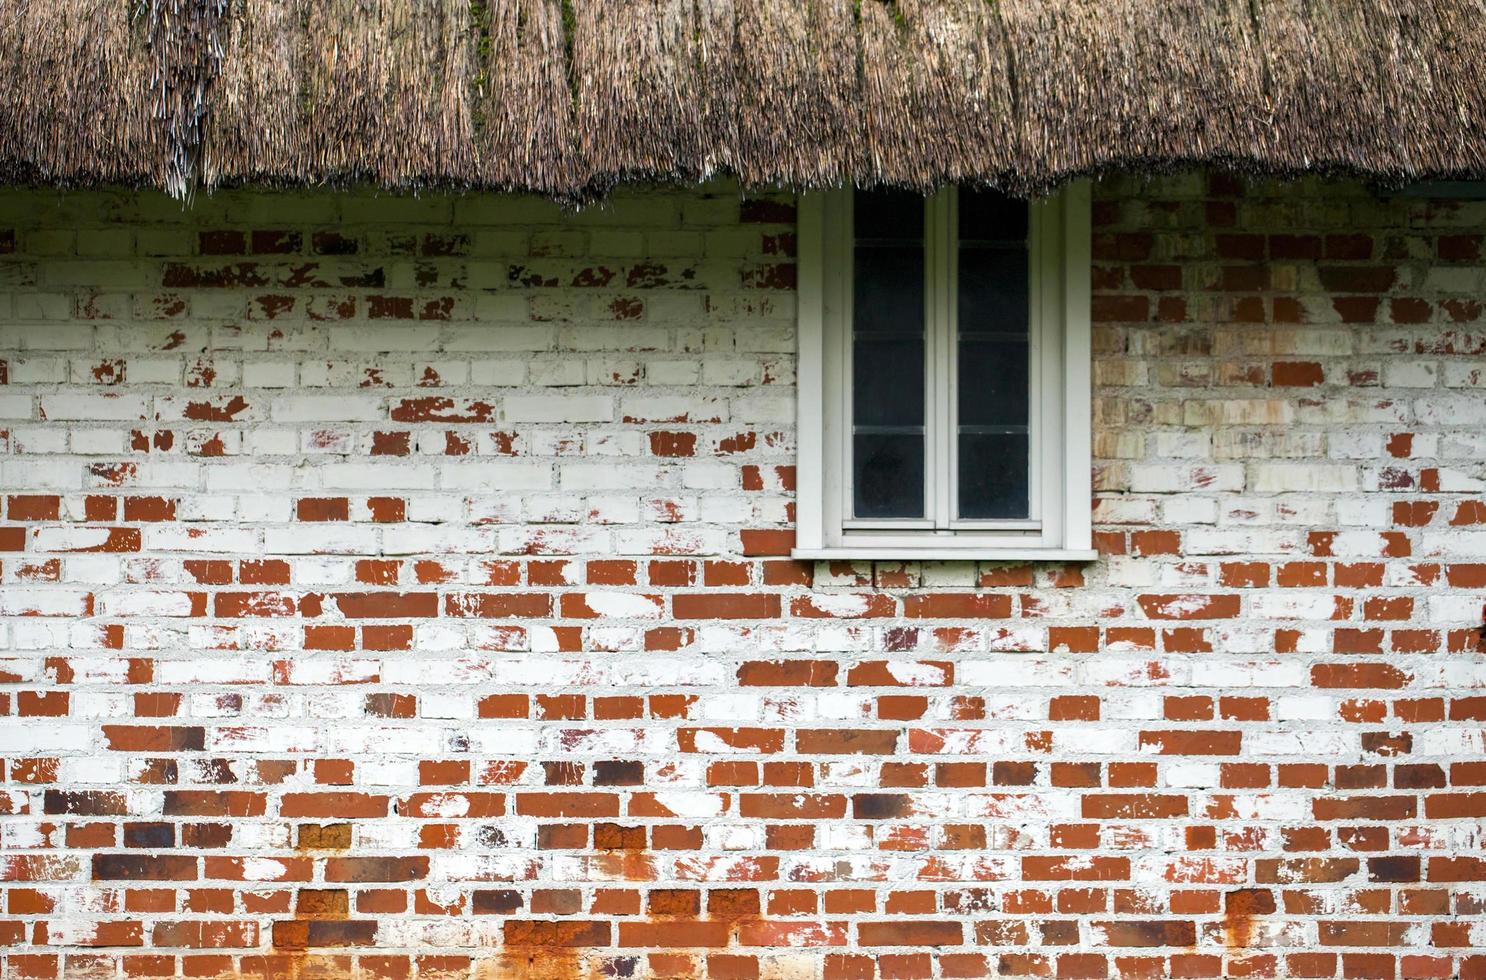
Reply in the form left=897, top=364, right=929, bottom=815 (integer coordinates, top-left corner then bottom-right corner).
left=794, top=183, right=1093, bottom=560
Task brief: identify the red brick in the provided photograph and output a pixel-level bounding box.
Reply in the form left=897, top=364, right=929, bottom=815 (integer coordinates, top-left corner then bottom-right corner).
left=1136, top=594, right=1241, bottom=620
left=674, top=593, right=781, bottom=619
left=902, top=594, right=1013, bottom=618
left=1271, top=361, right=1325, bottom=386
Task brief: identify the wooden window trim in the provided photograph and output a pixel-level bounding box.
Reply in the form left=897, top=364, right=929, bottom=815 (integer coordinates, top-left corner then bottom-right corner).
left=795, top=182, right=1094, bottom=562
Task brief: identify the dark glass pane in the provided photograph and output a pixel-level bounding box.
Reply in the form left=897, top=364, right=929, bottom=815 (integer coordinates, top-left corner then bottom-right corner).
left=960, top=186, right=1028, bottom=242
left=854, top=337, right=924, bottom=428
left=851, top=189, right=927, bottom=520
left=958, top=246, right=1028, bottom=335
left=958, top=186, right=1031, bottom=522
left=854, top=246, right=923, bottom=335
left=958, top=433, right=1029, bottom=519
left=854, top=433, right=924, bottom=518
left=958, top=337, right=1028, bottom=428
left=855, top=188, right=925, bottom=241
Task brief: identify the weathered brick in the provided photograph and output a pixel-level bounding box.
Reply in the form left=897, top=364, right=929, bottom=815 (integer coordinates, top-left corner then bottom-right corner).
left=0, top=175, right=1477, bottom=979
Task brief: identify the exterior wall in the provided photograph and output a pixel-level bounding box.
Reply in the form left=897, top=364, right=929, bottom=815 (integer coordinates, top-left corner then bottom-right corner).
left=0, top=174, right=1482, bottom=980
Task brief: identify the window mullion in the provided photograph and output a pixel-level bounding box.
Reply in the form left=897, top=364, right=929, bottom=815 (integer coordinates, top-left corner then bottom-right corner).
left=921, top=193, right=936, bottom=528
left=837, top=191, right=854, bottom=528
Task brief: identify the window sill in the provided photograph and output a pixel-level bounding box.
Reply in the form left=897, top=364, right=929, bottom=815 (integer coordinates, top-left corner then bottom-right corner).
left=791, top=547, right=1100, bottom=563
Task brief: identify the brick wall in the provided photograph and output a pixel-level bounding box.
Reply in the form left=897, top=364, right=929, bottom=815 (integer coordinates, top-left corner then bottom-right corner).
left=0, top=174, right=1483, bottom=980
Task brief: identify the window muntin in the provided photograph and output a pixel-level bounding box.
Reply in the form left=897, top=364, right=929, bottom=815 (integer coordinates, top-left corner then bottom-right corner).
left=794, top=180, right=1092, bottom=560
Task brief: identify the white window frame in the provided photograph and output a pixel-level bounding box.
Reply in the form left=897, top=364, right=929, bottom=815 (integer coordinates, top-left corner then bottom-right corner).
left=794, top=182, right=1094, bottom=562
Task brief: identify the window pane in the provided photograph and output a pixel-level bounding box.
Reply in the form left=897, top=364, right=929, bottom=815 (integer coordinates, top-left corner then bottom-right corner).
left=854, top=246, right=923, bottom=335
left=958, top=432, right=1028, bottom=519
left=958, top=246, right=1028, bottom=336
left=854, top=433, right=925, bottom=518
left=958, top=335, right=1028, bottom=428
left=852, top=189, right=926, bottom=519
left=854, top=337, right=924, bottom=428
left=855, top=188, right=924, bottom=240
left=957, top=187, right=1031, bottom=520
left=959, top=186, right=1029, bottom=242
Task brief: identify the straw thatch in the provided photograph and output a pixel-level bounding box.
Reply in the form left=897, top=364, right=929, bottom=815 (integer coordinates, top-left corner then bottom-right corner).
left=5, top=0, right=1486, bottom=198
left=0, top=0, right=165, bottom=186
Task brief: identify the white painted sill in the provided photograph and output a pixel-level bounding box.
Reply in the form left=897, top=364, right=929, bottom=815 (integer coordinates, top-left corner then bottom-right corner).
left=791, top=547, right=1100, bottom=563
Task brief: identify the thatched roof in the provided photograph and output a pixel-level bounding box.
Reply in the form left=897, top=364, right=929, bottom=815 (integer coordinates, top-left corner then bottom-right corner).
left=4, top=0, right=1486, bottom=198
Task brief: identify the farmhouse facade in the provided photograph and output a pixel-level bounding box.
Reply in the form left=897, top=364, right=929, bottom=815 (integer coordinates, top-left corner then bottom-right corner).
left=1, top=2, right=1485, bottom=978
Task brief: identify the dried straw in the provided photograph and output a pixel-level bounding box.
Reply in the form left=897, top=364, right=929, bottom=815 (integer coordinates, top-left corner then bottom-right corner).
left=0, top=0, right=163, bottom=185
left=474, top=0, right=577, bottom=192
left=5, top=0, right=1486, bottom=197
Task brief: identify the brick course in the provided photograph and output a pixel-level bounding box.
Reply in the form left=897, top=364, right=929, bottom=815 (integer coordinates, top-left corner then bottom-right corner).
left=0, top=174, right=1484, bottom=978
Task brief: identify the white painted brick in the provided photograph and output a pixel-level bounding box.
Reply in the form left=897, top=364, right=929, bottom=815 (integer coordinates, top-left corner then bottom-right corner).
left=317, top=463, right=438, bottom=490
left=1251, top=463, right=1358, bottom=493
left=1127, top=464, right=1245, bottom=494
left=442, top=324, right=554, bottom=351
left=380, top=525, right=497, bottom=555
left=329, top=325, right=441, bottom=351
left=0, top=393, right=33, bottom=418
left=39, top=392, right=148, bottom=420
left=438, top=462, right=552, bottom=491
left=270, top=394, right=385, bottom=421
left=239, top=359, right=300, bottom=389
left=262, top=525, right=381, bottom=555
left=559, top=462, right=668, bottom=490
left=0, top=723, right=93, bottom=752
left=468, top=359, right=527, bottom=385
left=142, top=526, right=260, bottom=553
left=502, top=394, right=613, bottom=423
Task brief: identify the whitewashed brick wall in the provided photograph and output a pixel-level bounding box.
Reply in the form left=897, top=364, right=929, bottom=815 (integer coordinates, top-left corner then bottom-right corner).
left=0, top=174, right=1483, bottom=979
